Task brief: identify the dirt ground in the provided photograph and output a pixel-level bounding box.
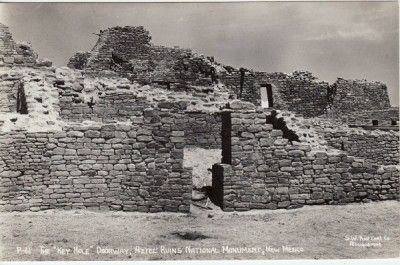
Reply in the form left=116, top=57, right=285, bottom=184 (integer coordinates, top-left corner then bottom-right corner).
left=0, top=200, right=399, bottom=261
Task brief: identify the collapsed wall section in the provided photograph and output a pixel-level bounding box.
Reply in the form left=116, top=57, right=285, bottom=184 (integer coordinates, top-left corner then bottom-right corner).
left=0, top=23, right=51, bottom=67
left=270, top=113, right=400, bottom=166
left=84, top=26, right=152, bottom=72
left=67, top=52, right=91, bottom=70
left=66, top=25, right=396, bottom=123
left=213, top=107, right=399, bottom=211
left=0, top=105, right=192, bottom=213
left=68, top=26, right=218, bottom=89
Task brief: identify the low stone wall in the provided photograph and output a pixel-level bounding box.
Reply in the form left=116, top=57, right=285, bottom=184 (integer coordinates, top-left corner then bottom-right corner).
left=323, top=130, right=399, bottom=166
left=343, top=108, right=400, bottom=126
left=183, top=111, right=221, bottom=149
left=212, top=108, right=399, bottom=211
left=0, top=107, right=192, bottom=212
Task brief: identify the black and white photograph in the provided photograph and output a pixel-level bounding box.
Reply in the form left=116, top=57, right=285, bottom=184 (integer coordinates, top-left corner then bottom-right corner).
left=0, top=1, right=398, bottom=262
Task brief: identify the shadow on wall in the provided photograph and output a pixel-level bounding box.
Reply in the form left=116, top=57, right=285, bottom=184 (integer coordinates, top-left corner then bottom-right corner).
left=266, top=110, right=299, bottom=142
left=16, top=82, right=28, bottom=114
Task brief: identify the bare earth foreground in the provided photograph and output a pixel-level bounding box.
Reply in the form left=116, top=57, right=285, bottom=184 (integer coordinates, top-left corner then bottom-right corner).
left=0, top=201, right=399, bottom=261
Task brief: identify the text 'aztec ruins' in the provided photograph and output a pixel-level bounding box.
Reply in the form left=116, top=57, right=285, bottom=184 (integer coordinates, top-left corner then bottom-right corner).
left=0, top=24, right=398, bottom=212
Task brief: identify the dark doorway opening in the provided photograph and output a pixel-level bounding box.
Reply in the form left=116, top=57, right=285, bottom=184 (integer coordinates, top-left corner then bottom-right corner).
left=221, top=111, right=232, bottom=164
left=239, top=68, right=245, bottom=99
left=211, top=164, right=224, bottom=207
left=372, top=120, right=379, bottom=126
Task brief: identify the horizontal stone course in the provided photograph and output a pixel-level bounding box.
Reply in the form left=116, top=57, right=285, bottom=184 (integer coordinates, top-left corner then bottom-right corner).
left=0, top=106, right=192, bottom=213
left=213, top=108, right=399, bottom=211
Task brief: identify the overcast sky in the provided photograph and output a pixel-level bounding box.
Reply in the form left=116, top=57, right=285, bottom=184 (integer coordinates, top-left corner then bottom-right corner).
left=0, top=2, right=398, bottom=105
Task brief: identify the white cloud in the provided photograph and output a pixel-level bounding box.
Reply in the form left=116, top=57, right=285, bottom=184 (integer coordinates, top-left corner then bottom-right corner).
left=307, top=28, right=383, bottom=42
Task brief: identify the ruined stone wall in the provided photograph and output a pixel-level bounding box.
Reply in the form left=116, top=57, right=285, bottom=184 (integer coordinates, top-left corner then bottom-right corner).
left=342, top=108, right=400, bottom=126
left=68, top=26, right=217, bottom=89
left=0, top=23, right=15, bottom=56
left=59, top=90, right=150, bottom=123
left=0, top=76, right=18, bottom=113
left=67, top=26, right=395, bottom=121
left=323, top=130, right=399, bottom=166
left=286, top=116, right=400, bottom=166
left=328, top=78, right=391, bottom=115
left=0, top=107, right=192, bottom=212
left=83, top=26, right=152, bottom=72
left=219, top=70, right=330, bottom=118
left=60, top=91, right=223, bottom=148
left=0, top=23, right=51, bottom=67
left=256, top=71, right=330, bottom=117
left=218, top=69, right=241, bottom=96
left=183, top=111, right=222, bottom=149
left=219, top=69, right=257, bottom=105
left=130, top=46, right=216, bottom=88
left=218, top=69, right=395, bottom=121
left=67, top=52, right=90, bottom=70
left=212, top=108, right=399, bottom=211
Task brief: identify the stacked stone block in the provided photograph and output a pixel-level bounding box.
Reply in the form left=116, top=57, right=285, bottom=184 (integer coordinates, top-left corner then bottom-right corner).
left=342, top=107, right=399, bottom=126
left=0, top=75, right=19, bottom=113
left=59, top=90, right=150, bottom=122
left=68, top=26, right=217, bottom=89
left=213, top=107, right=399, bottom=211
left=220, top=70, right=330, bottom=118
left=183, top=111, right=222, bottom=149
left=0, top=105, right=192, bottom=212
left=328, top=78, right=391, bottom=115
left=324, top=130, right=399, bottom=166
left=0, top=23, right=51, bottom=67
left=67, top=52, right=91, bottom=70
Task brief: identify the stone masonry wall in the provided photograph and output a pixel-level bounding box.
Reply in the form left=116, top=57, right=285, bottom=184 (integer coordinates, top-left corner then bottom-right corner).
left=0, top=106, right=192, bottom=212
left=83, top=26, right=152, bottom=72
left=219, top=70, right=330, bottom=118
left=67, top=26, right=394, bottom=121
left=68, top=26, right=217, bottom=89
left=0, top=76, right=18, bottom=113
left=67, top=52, right=91, bottom=70
left=0, top=23, right=51, bottom=67
left=183, top=111, right=222, bottom=149
left=328, top=78, right=391, bottom=115
left=323, top=130, right=399, bottom=166
left=342, top=108, right=400, bottom=126
left=59, top=90, right=151, bottom=123
left=255, top=71, right=330, bottom=118
left=212, top=107, right=399, bottom=211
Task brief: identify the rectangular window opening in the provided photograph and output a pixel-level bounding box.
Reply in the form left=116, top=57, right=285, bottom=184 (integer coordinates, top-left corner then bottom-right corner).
left=260, top=84, right=273, bottom=108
